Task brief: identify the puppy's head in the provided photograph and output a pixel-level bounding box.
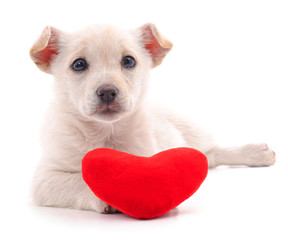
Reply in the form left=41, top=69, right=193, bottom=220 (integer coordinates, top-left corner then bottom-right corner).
left=30, top=24, right=172, bottom=122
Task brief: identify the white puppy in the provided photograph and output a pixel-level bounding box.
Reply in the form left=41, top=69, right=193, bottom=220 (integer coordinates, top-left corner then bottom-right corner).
left=30, top=24, right=275, bottom=213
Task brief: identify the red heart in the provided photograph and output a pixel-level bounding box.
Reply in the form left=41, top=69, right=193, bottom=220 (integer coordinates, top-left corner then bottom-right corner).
left=82, top=147, right=208, bottom=219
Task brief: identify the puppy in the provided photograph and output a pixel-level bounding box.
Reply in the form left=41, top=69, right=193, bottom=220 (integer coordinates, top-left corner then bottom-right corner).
left=30, top=24, right=276, bottom=213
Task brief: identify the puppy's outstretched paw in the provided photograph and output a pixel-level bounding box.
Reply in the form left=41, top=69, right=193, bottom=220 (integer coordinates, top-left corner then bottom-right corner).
left=242, top=143, right=276, bottom=167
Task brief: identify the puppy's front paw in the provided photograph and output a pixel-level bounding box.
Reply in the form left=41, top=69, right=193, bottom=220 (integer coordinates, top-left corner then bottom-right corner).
left=94, top=198, right=118, bottom=214
left=103, top=205, right=118, bottom=214
left=243, top=143, right=276, bottom=167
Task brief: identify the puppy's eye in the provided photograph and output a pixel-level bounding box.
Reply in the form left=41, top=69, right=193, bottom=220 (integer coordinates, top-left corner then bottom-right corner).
left=72, top=58, right=87, bottom=72
left=122, top=56, right=136, bottom=69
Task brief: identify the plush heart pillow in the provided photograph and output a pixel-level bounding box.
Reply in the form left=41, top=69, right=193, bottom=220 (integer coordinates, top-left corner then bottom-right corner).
left=82, top=147, right=208, bottom=219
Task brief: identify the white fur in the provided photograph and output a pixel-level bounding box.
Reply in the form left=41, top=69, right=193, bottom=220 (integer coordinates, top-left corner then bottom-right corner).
left=30, top=24, right=276, bottom=214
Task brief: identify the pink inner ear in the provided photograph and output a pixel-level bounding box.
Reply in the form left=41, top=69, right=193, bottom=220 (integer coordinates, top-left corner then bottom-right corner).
left=145, top=38, right=161, bottom=57
left=35, top=37, right=58, bottom=64
left=144, top=26, right=162, bottom=58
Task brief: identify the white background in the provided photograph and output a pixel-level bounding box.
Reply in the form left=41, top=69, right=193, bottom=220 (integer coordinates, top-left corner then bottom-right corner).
left=1, top=0, right=288, bottom=239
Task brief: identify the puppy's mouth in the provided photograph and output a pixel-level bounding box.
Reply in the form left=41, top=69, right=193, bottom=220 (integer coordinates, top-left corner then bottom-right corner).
left=83, top=95, right=131, bottom=122
left=86, top=102, right=126, bottom=122
left=96, top=103, right=122, bottom=115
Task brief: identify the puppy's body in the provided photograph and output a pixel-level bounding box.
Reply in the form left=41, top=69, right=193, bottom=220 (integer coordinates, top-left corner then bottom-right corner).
left=31, top=24, right=275, bottom=213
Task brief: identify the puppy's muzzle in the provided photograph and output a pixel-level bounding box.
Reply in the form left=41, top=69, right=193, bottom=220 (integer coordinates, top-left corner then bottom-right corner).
left=96, top=84, right=119, bottom=105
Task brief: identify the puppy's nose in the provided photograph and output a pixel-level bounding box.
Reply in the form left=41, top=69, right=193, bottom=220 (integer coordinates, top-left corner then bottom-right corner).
left=96, top=84, right=119, bottom=104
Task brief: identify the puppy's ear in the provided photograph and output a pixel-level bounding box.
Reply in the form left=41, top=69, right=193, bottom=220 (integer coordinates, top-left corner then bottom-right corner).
left=30, top=26, right=61, bottom=74
left=139, top=23, right=173, bottom=68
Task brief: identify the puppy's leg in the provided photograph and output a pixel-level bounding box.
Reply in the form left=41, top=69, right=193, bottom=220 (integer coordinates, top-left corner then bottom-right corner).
left=32, top=167, right=116, bottom=214
left=161, top=113, right=276, bottom=168
left=205, top=143, right=276, bottom=168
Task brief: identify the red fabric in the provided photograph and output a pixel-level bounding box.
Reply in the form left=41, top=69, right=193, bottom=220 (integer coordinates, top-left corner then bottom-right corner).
left=82, top=147, right=208, bottom=219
